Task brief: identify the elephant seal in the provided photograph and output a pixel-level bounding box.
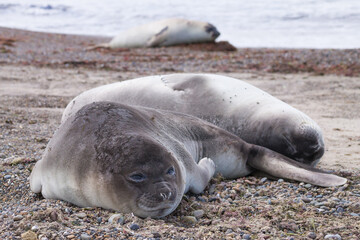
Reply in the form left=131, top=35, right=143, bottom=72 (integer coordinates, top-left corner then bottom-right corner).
left=62, top=74, right=325, bottom=166
left=31, top=102, right=346, bottom=218
left=94, top=18, right=220, bottom=48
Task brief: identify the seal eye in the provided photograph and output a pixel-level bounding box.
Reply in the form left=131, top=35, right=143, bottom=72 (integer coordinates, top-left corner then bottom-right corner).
left=166, top=167, right=175, bottom=176
left=129, top=173, right=146, bottom=182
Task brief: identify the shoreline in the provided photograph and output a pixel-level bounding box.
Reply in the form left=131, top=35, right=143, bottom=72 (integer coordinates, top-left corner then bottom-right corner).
left=0, top=27, right=360, bottom=239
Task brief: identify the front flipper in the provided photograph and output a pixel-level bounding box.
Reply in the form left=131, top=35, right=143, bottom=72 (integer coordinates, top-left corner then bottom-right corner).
left=247, top=145, right=347, bottom=187
left=146, top=26, right=169, bottom=47
left=188, top=157, right=216, bottom=194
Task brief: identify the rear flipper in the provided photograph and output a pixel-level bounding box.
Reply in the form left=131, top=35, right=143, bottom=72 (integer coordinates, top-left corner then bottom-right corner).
left=30, top=160, right=43, bottom=193
left=247, top=145, right=347, bottom=187
left=188, top=157, right=216, bottom=194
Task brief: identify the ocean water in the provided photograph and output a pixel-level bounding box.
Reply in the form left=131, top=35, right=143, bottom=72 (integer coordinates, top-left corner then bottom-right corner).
left=0, top=0, right=359, bottom=49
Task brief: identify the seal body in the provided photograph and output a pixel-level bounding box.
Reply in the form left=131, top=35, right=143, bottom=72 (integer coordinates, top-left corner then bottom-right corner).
left=32, top=102, right=346, bottom=218
left=63, top=74, right=325, bottom=166
left=103, top=18, right=220, bottom=48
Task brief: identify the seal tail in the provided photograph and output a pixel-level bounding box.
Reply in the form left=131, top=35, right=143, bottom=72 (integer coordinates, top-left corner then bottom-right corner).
left=247, top=145, right=347, bottom=187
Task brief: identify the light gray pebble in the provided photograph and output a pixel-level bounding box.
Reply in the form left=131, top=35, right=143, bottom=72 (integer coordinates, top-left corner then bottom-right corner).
left=108, top=213, right=123, bottom=224
left=80, top=233, right=91, bottom=240
left=182, top=216, right=197, bottom=224
left=304, top=184, right=312, bottom=188
left=349, top=213, right=359, bottom=217
left=315, top=202, right=325, bottom=207
left=13, top=215, right=23, bottom=221
left=317, top=208, right=325, bottom=213
left=260, top=177, right=267, bottom=183
left=243, top=233, right=251, bottom=239
left=277, top=179, right=284, bottom=183
left=324, top=234, right=341, bottom=240
left=308, top=232, right=316, bottom=239
left=75, top=212, right=87, bottom=219
left=336, top=207, right=344, bottom=213
left=31, top=225, right=39, bottom=232
left=4, top=175, right=11, bottom=180
left=193, top=210, right=204, bottom=219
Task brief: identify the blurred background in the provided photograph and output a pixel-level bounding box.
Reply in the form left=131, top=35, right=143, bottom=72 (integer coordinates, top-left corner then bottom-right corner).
left=0, top=0, right=359, bottom=49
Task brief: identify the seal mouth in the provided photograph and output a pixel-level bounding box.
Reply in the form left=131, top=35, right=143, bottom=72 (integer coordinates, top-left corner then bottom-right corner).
left=136, top=202, right=175, bottom=217
left=136, top=192, right=176, bottom=213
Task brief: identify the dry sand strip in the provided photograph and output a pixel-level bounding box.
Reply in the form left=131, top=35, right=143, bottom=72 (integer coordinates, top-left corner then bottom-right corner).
left=0, top=27, right=359, bottom=239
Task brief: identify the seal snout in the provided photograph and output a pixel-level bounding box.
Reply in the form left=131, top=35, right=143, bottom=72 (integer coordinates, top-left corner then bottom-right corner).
left=157, top=182, right=175, bottom=202
left=205, top=24, right=220, bottom=39
left=160, top=191, right=172, bottom=200
left=289, top=125, right=325, bottom=166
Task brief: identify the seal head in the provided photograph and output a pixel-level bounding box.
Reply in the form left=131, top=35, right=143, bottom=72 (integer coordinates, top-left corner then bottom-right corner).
left=106, top=136, right=183, bottom=218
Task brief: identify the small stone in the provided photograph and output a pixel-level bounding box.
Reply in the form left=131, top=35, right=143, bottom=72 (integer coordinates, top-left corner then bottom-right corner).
left=243, top=233, right=251, bottom=239
left=336, top=207, right=344, bottom=213
left=348, top=203, right=360, bottom=212
left=75, top=212, right=87, bottom=219
left=304, top=184, right=312, bottom=189
left=197, top=196, right=207, bottom=202
left=324, top=234, right=341, bottom=240
left=96, top=217, right=102, bottom=223
left=67, top=235, right=75, bottom=239
left=260, top=177, right=267, bottom=183
left=14, top=215, right=24, bottom=221
left=315, top=202, right=325, bottom=207
left=317, top=208, right=325, bottom=213
left=117, top=216, right=125, bottom=225
left=277, top=179, right=284, bottom=183
left=21, top=230, right=37, bottom=240
left=315, top=194, right=323, bottom=198
left=193, top=209, right=205, bottom=219
left=349, top=213, right=359, bottom=217
left=152, top=232, right=161, bottom=238
left=48, top=222, right=60, bottom=231
left=80, top=233, right=91, bottom=240
left=31, top=226, right=39, bottom=232
left=182, top=216, right=197, bottom=225
left=108, top=213, right=123, bottom=223
left=4, top=175, right=11, bottom=180
left=301, top=197, right=311, bottom=203
left=65, top=208, right=73, bottom=214
left=49, top=211, right=58, bottom=221
left=129, top=223, right=140, bottom=231
left=308, top=232, right=316, bottom=239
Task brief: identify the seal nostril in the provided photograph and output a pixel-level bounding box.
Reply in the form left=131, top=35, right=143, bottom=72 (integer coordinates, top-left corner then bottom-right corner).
left=159, top=191, right=172, bottom=200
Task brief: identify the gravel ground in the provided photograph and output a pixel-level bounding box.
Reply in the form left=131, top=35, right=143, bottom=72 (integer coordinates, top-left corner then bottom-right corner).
left=0, top=27, right=359, bottom=239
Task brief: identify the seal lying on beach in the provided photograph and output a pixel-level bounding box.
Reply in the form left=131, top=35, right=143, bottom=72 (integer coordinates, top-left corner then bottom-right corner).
left=94, top=18, right=220, bottom=48
left=31, top=102, right=346, bottom=218
left=62, top=74, right=325, bottom=166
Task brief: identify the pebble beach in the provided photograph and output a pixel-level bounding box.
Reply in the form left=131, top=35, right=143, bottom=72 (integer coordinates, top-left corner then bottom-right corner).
left=0, top=27, right=359, bottom=239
